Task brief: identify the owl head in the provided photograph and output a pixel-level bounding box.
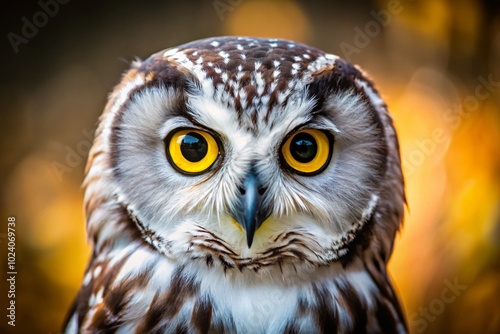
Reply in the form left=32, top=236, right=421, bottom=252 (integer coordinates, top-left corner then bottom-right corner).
left=84, top=37, right=404, bottom=277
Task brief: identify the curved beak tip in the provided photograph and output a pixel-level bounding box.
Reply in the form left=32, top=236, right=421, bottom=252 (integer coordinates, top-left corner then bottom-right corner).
left=246, top=231, right=255, bottom=248
left=231, top=165, right=270, bottom=249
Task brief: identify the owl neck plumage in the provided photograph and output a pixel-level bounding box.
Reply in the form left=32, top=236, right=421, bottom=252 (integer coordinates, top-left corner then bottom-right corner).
left=77, top=195, right=407, bottom=333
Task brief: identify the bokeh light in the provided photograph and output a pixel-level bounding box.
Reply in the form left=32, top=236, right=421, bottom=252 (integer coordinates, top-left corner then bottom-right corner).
left=225, top=0, right=310, bottom=41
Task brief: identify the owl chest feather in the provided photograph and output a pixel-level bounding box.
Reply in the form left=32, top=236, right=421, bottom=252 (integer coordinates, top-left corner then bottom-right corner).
left=68, top=243, right=406, bottom=334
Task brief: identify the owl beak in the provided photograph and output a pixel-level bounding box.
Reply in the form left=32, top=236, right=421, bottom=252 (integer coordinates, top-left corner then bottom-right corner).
left=232, top=165, right=270, bottom=248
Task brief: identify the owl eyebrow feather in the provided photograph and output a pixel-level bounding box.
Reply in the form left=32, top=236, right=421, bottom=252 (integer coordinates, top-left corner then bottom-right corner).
left=182, top=104, right=221, bottom=132
left=282, top=117, right=340, bottom=141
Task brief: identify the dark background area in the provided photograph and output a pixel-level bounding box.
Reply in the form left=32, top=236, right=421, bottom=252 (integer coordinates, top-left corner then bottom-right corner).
left=1, top=0, right=499, bottom=332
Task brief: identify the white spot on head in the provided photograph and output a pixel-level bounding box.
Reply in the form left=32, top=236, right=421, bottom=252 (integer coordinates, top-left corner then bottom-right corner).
left=163, top=48, right=179, bottom=57
left=82, top=271, right=92, bottom=286
left=278, top=90, right=289, bottom=104
left=88, top=287, right=104, bottom=307
left=239, top=89, right=248, bottom=109
left=325, top=53, right=338, bottom=60
left=66, top=313, right=78, bottom=333
left=229, top=79, right=238, bottom=90
left=236, top=70, right=244, bottom=81
left=269, top=81, right=278, bottom=92
left=261, top=94, right=270, bottom=107
left=237, top=44, right=244, bottom=50
left=255, top=72, right=265, bottom=95
left=210, top=41, right=220, bottom=47
left=294, top=56, right=302, bottom=62
left=93, top=265, right=102, bottom=277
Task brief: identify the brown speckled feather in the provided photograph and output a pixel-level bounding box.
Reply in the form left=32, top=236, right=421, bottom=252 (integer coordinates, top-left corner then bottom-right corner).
left=64, top=36, right=407, bottom=334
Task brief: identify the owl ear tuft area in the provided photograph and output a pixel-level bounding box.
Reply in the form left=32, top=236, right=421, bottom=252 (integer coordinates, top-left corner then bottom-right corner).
left=307, top=58, right=365, bottom=102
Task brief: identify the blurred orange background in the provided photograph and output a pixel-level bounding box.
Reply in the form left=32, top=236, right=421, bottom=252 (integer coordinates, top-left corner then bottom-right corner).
left=0, top=0, right=499, bottom=332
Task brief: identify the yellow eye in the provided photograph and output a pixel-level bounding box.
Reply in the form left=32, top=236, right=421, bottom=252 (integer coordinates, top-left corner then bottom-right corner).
left=281, top=129, right=333, bottom=175
left=165, top=129, right=219, bottom=174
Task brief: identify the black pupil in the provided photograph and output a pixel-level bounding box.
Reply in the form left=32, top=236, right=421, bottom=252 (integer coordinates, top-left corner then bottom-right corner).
left=180, top=132, right=208, bottom=162
left=290, top=133, right=317, bottom=163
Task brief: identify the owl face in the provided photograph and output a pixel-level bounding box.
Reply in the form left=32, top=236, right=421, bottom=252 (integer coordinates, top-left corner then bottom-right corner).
left=91, top=37, right=399, bottom=273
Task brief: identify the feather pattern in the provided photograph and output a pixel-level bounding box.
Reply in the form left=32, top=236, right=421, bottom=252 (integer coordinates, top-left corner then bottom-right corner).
left=64, top=37, right=407, bottom=333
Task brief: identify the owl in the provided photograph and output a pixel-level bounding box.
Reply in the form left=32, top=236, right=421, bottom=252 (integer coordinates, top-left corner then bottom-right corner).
left=64, top=36, right=407, bottom=333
